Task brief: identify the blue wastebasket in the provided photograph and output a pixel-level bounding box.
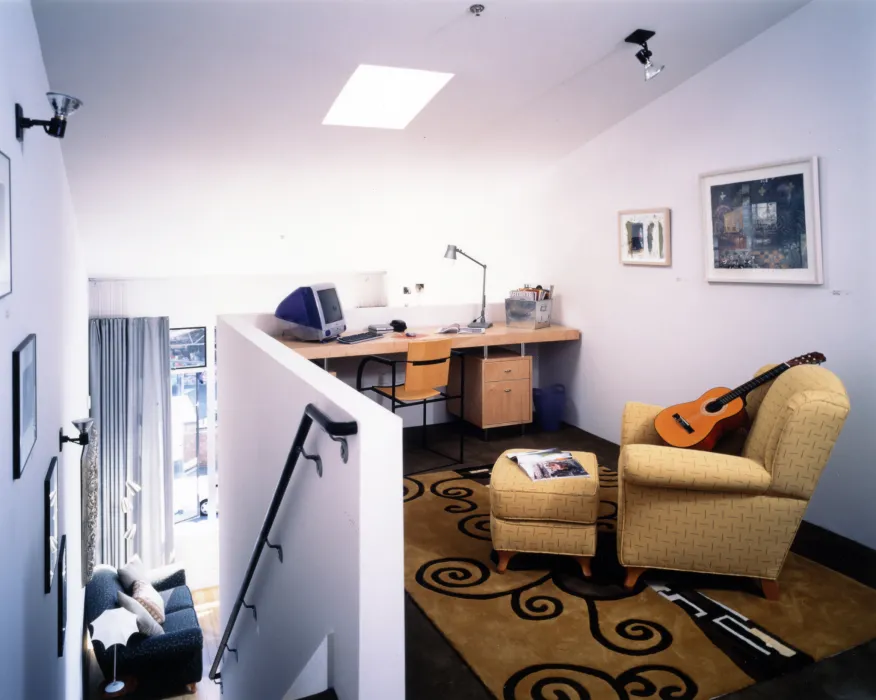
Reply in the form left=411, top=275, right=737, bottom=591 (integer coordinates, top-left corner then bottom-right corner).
left=533, top=384, right=565, bottom=432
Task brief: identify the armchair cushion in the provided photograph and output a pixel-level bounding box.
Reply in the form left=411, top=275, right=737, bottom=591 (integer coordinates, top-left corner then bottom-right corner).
left=621, top=444, right=772, bottom=495
left=160, top=585, right=195, bottom=615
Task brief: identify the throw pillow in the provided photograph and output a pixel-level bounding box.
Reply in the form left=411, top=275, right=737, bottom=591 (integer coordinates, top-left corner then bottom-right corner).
left=117, top=591, right=163, bottom=637
left=132, top=580, right=166, bottom=624
left=118, top=555, right=149, bottom=592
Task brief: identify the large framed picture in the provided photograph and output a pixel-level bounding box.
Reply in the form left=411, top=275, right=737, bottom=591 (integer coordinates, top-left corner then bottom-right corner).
left=12, top=333, right=37, bottom=479
left=619, top=208, right=671, bottom=266
left=45, top=457, right=59, bottom=593
left=170, top=326, right=207, bottom=370
left=0, top=149, right=10, bottom=299
left=701, top=157, right=822, bottom=284
left=57, top=535, right=67, bottom=657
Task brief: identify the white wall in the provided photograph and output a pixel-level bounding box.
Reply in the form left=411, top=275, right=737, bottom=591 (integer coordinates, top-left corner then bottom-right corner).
left=217, top=315, right=404, bottom=700
left=534, top=0, right=876, bottom=547
left=0, top=2, right=88, bottom=699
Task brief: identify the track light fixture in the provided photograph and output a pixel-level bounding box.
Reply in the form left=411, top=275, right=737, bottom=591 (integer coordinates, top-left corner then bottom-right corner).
left=15, top=92, right=84, bottom=142
left=625, top=29, right=664, bottom=81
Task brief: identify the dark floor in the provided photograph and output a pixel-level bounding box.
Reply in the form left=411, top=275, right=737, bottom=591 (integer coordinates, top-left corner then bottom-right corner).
left=402, top=423, right=876, bottom=700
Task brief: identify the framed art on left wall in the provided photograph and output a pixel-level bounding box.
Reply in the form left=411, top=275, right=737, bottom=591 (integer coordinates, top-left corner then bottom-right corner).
left=0, top=149, right=10, bottom=299
left=13, top=333, right=37, bottom=479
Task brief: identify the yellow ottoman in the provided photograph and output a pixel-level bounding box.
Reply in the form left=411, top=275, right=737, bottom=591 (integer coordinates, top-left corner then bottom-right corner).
left=489, top=450, right=599, bottom=577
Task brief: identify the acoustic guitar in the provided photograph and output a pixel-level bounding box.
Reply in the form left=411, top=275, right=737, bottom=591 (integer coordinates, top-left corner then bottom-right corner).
left=654, top=352, right=826, bottom=450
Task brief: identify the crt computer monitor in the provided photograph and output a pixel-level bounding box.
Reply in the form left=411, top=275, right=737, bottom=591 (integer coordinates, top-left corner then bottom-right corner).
left=275, top=284, right=347, bottom=342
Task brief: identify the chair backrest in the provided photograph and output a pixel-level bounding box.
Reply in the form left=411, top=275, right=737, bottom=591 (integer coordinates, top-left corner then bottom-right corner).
left=742, top=365, right=850, bottom=499
left=404, top=338, right=453, bottom=393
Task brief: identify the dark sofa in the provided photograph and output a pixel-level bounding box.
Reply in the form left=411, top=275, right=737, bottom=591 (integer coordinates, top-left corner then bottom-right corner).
left=85, top=564, right=203, bottom=695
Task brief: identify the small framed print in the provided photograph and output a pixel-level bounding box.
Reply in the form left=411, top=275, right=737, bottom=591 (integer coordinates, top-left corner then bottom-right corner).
left=12, top=333, right=37, bottom=479
left=45, top=457, right=59, bottom=593
left=619, top=209, right=671, bottom=266
left=701, top=157, right=822, bottom=284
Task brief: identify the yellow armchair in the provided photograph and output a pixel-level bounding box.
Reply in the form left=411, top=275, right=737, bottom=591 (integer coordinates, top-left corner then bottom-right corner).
left=617, top=365, right=850, bottom=599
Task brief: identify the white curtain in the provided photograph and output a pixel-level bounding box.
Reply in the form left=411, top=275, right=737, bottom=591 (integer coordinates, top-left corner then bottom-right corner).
left=90, top=317, right=174, bottom=569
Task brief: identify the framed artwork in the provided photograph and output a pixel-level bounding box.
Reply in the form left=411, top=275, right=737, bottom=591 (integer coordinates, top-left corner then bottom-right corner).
left=0, top=149, right=9, bottom=299
left=701, top=157, right=822, bottom=284
left=619, top=209, right=671, bottom=266
left=170, top=326, right=207, bottom=370
left=45, top=457, right=59, bottom=593
left=57, top=535, right=67, bottom=657
left=12, top=333, right=37, bottom=479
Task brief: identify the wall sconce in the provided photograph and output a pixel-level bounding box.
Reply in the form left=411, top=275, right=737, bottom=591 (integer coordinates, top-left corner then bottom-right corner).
left=16, top=92, right=84, bottom=142
left=625, top=29, right=664, bottom=81
left=59, top=417, right=93, bottom=451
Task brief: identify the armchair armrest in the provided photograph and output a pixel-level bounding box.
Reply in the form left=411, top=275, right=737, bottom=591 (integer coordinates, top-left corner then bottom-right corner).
left=149, top=564, right=186, bottom=591
left=621, top=402, right=664, bottom=448
left=621, top=444, right=771, bottom=495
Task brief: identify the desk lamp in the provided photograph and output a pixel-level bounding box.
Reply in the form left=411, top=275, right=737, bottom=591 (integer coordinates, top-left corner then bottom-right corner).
left=444, top=245, right=492, bottom=329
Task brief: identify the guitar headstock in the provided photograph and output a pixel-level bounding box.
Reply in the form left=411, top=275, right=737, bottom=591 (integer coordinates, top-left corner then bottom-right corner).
left=787, top=352, right=826, bottom=367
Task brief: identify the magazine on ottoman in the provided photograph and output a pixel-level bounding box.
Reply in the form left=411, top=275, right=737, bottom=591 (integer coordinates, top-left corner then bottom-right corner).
left=507, top=449, right=590, bottom=481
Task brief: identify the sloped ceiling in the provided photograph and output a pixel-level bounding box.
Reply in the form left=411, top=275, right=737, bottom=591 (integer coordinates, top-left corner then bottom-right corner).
left=32, top=0, right=809, bottom=277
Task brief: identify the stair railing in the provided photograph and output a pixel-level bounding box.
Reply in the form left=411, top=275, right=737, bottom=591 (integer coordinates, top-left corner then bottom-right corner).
left=209, top=403, right=359, bottom=690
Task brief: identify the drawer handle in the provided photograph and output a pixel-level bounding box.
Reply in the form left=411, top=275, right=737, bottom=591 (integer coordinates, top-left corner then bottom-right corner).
left=504, top=388, right=512, bottom=393
left=504, top=368, right=512, bottom=373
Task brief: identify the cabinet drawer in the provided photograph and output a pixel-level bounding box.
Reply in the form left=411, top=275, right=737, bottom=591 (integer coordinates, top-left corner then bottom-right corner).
left=484, top=358, right=530, bottom=383
left=483, top=380, right=530, bottom=426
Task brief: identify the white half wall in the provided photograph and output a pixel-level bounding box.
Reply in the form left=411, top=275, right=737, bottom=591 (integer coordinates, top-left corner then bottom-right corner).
left=533, top=0, right=876, bottom=546
left=217, top=315, right=404, bottom=700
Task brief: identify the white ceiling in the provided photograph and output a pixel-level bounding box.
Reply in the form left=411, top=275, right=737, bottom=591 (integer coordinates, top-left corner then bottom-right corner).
left=31, top=0, right=809, bottom=277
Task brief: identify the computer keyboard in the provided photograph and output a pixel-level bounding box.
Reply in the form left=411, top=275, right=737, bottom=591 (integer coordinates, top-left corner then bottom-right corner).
left=337, top=330, right=382, bottom=345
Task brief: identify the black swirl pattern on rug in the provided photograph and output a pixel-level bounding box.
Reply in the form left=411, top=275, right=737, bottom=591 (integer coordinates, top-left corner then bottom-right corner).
left=416, top=558, right=562, bottom=618
left=430, top=476, right=478, bottom=513
left=457, top=513, right=491, bottom=541
left=583, top=599, right=673, bottom=656
left=503, top=663, right=697, bottom=700
left=403, top=477, right=424, bottom=503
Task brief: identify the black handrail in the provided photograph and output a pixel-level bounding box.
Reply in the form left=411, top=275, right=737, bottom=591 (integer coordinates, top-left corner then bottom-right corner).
left=209, top=403, right=358, bottom=684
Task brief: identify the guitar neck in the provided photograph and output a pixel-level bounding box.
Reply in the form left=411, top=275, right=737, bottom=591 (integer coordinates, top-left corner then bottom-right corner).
left=718, top=363, right=789, bottom=405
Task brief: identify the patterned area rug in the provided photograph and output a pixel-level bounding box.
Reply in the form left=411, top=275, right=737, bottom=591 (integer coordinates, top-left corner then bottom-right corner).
left=403, top=465, right=876, bottom=700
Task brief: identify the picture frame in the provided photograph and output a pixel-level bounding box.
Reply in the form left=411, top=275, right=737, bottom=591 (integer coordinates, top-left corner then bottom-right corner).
left=57, top=535, right=67, bottom=657
left=170, top=326, right=207, bottom=370
left=619, top=208, right=671, bottom=266
left=701, top=157, right=822, bottom=284
left=45, top=457, right=59, bottom=593
left=0, top=149, right=9, bottom=299
left=12, top=333, right=37, bottom=479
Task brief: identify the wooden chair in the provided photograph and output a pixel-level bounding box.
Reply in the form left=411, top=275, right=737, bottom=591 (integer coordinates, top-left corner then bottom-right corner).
left=356, top=338, right=465, bottom=467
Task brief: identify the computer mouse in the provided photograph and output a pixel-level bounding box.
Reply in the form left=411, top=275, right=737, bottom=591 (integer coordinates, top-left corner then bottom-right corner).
left=405, top=331, right=417, bottom=337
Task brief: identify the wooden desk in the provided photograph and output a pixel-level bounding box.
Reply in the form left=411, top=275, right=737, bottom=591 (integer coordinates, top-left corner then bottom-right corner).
left=279, top=323, right=580, bottom=360
left=281, top=323, right=580, bottom=431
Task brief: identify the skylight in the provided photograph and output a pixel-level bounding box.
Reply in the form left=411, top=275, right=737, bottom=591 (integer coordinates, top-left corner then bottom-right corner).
left=322, top=65, right=454, bottom=130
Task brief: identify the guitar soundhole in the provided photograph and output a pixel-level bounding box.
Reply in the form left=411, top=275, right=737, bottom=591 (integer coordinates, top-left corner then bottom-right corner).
left=705, top=400, right=723, bottom=414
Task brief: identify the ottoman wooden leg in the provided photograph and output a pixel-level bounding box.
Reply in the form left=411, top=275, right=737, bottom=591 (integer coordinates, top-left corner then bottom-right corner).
left=496, top=550, right=515, bottom=574
left=575, top=556, right=593, bottom=578
left=624, top=567, right=647, bottom=590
